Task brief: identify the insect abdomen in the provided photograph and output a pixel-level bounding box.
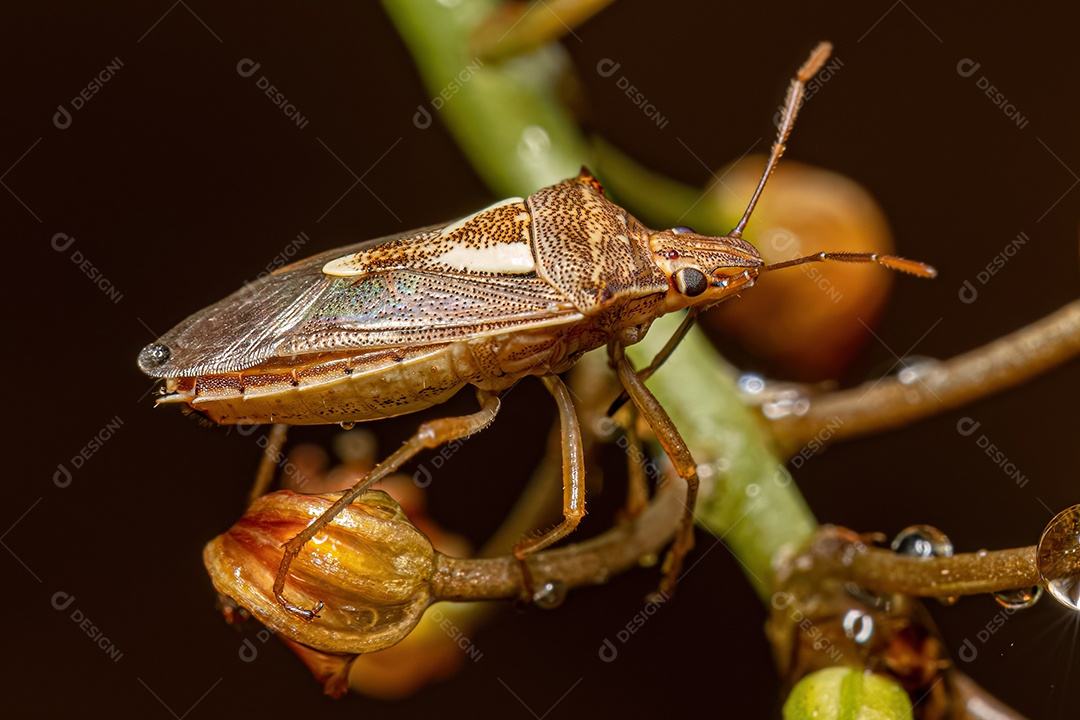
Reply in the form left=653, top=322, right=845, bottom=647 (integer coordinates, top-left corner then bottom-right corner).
left=171, top=324, right=585, bottom=425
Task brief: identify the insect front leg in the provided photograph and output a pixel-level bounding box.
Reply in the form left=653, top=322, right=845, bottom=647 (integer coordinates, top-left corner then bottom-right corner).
left=608, top=308, right=699, bottom=416
left=513, top=374, right=586, bottom=599
left=610, top=343, right=700, bottom=600
left=273, top=389, right=501, bottom=620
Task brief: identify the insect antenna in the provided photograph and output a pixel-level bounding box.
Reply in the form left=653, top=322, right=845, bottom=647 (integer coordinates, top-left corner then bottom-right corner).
left=729, top=41, right=833, bottom=240
left=760, top=251, right=937, bottom=278
left=607, top=42, right=837, bottom=419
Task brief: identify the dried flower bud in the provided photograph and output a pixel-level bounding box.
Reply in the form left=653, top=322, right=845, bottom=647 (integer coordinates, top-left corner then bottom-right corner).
left=203, top=490, right=435, bottom=654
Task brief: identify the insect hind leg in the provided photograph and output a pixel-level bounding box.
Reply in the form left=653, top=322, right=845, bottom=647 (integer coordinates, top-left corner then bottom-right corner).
left=513, top=374, right=586, bottom=601
left=611, top=343, right=699, bottom=601
left=273, top=389, right=501, bottom=620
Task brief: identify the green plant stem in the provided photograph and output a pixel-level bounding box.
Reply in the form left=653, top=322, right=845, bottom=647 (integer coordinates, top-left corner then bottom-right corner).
left=381, top=0, right=588, bottom=197
left=627, top=314, right=819, bottom=601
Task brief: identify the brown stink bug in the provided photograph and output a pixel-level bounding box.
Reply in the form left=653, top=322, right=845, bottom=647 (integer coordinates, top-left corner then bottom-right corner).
left=138, top=42, right=935, bottom=619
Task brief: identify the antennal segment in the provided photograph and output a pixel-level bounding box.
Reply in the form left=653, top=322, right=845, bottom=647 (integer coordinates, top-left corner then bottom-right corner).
left=729, top=41, right=833, bottom=240
left=762, top=251, right=938, bottom=278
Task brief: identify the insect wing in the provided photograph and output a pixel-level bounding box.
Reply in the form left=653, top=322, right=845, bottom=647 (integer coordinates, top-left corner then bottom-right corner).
left=143, top=212, right=581, bottom=378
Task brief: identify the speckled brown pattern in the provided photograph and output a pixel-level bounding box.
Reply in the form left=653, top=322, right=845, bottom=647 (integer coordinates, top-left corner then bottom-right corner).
left=142, top=169, right=766, bottom=425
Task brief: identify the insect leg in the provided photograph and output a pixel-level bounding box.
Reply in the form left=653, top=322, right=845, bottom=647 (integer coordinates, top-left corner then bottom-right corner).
left=729, top=41, right=832, bottom=240
left=248, top=423, right=289, bottom=506
left=607, top=308, right=699, bottom=416
left=611, top=343, right=699, bottom=599
left=607, top=402, right=650, bottom=522
left=513, top=375, right=586, bottom=597
left=273, top=389, right=501, bottom=619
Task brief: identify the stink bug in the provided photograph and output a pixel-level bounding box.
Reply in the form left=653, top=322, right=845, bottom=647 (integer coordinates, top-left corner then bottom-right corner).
left=138, top=42, right=935, bottom=619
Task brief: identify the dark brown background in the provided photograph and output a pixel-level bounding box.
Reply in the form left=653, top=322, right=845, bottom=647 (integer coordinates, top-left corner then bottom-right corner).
left=4, top=2, right=1078, bottom=718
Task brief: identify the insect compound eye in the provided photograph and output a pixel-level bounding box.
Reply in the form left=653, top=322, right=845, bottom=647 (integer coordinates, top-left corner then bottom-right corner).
left=674, top=267, right=709, bottom=297
left=139, top=342, right=172, bottom=370
left=672, top=226, right=695, bottom=234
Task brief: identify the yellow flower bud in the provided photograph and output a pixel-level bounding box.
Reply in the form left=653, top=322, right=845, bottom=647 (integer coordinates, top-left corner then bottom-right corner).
left=204, top=490, right=435, bottom=654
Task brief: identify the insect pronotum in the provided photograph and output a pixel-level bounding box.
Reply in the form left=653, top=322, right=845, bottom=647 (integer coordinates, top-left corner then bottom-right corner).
left=138, top=42, right=935, bottom=620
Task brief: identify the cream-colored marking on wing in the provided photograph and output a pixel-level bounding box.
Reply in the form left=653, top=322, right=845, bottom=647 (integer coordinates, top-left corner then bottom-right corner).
left=324, top=253, right=374, bottom=277
left=432, top=242, right=535, bottom=273
left=323, top=196, right=528, bottom=277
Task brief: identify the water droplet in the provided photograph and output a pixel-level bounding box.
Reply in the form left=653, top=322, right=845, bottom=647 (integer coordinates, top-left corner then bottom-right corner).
left=738, top=373, right=766, bottom=395
left=1036, top=504, right=1080, bottom=611
left=896, top=356, right=939, bottom=385
left=532, top=580, right=567, bottom=610
left=339, top=421, right=356, bottom=431
left=976, top=548, right=989, bottom=558
left=745, top=483, right=761, bottom=498
left=891, top=524, right=954, bottom=559
left=993, top=585, right=1043, bottom=610
left=517, top=125, right=551, bottom=161
left=138, top=342, right=171, bottom=370
left=889, top=525, right=958, bottom=606
left=842, top=609, right=874, bottom=644
left=761, top=388, right=813, bottom=420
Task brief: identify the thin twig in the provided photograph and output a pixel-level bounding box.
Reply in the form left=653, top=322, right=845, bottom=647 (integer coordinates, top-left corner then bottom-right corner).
left=799, top=528, right=1080, bottom=598
left=431, top=477, right=685, bottom=601
left=469, top=0, right=614, bottom=63
left=954, top=673, right=1028, bottom=720
left=770, top=300, right=1080, bottom=455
